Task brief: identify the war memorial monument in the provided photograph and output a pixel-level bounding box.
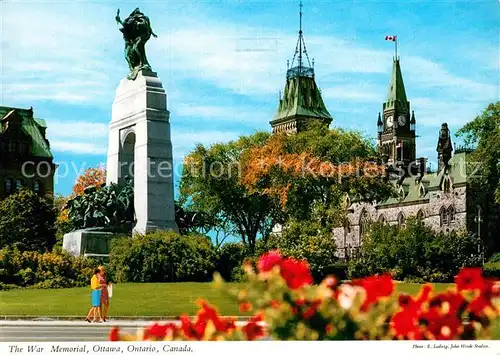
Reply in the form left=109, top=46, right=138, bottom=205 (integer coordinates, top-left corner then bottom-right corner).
left=63, top=8, right=178, bottom=257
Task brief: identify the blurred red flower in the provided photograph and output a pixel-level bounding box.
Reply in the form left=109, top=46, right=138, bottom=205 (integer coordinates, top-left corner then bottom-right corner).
left=242, top=314, right=265, bottom=341
left=109, top=327, right=120, bottom=341
left=352, top=273, right=394, bottom=310
left=279, top=258, right=313, bottom=290
left=257, top=250, right=282, bottom=273
left=455, top=268, right=485, bottom=292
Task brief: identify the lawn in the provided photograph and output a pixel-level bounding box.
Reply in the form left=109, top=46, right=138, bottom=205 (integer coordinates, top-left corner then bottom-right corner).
left=1, top=282, right=499, bottom=338
left=0, top=282, right=455, bottom=317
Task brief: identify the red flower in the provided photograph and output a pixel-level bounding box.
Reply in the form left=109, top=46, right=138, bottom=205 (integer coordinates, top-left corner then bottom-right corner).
left=180, top=315, right=206, bottom=340
left=242, top=314, right=265, bottom=341
left=352, top=273, right=394, bottom=311
left=239, top=302, right=253, bottom=313
left=270, top=300, right=280, bottom=308
left=391, top=309, right=422, bottom=339
left=257, top=250, right=282, bottom=273
left=279, top=258, right=313, bottom=290
left=428, top=291, right=466, bottom=317
left=425, top=315, right=462, bottom=340
left=468, top=296, right=491, bottom=316
left=109, top=327, right=120, bottom=341
left=144, top=323, right=178, bottom=339
left=455, top=268, right=485, bottom=292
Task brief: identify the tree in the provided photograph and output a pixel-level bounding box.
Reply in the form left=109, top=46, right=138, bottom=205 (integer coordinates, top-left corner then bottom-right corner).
left=180, top=132, right=283, bottom=252
left=0, top=188, right=57, bottom=252
left=72, top=165, right=106, bottom=196
left=57, top=165, right=107, bottom=226
left=456, top=101, right=500, bottom=254
left=241, top=122, right=395, bottom=226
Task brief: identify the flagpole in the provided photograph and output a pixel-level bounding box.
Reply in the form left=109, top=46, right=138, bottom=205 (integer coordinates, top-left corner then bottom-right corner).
left=395, top=38, right=398, bottom=60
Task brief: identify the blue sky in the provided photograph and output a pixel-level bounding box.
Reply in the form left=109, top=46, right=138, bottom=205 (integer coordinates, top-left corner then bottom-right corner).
left=1, top=0, right=498, bottom=197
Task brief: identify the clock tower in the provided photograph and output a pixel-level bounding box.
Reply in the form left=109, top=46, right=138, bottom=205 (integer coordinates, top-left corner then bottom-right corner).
left=377, top=57, right=416, bottom=174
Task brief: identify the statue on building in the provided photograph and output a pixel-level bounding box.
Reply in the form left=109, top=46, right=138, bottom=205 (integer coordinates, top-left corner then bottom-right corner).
left=115, top=8, right=158, bottom=80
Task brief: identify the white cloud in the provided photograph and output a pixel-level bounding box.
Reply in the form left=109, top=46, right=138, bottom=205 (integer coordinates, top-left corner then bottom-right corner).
left=172, top=130, right=241, bottom=159
left=50, top=141, right=107, bottom=155
left=46, top=121, right=108, bottom=155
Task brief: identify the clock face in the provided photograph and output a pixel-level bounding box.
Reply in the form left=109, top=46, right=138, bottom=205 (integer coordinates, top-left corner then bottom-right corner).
left=386, top=115, right=394, bottom=128
left=398, top=115, right=406, bottom=126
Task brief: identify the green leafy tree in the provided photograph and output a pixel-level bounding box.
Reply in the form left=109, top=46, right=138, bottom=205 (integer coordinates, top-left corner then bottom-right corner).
left=456, top=101, right=500, bottom=253
left=0, top=189, right=57, bottom=252
left=349, top=218, right=482, bottom=282
left=242, top=122, right=395, bottom=227
left=180, top=132, right=283, bottom=252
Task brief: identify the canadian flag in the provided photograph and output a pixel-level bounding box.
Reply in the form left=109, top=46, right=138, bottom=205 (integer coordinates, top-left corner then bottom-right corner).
left=396, top=141, right=403, bottom=148
left=385, top=35, right=397, bottom=42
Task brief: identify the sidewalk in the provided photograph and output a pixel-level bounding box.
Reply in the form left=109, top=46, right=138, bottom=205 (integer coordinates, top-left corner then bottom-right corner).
left=0, top=315, right=251, bottom=321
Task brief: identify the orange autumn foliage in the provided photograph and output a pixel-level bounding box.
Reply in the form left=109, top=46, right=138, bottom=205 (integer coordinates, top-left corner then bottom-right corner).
left=242, top=135, right=386, bottom=206
left=57, top=166, right=107, bottom=223
left=72, top=166, right=106, bottom=196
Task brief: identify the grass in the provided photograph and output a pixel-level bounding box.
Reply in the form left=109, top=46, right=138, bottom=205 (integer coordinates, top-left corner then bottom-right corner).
left=0, top=282, right=455, bottom=317
left=1, top=281, right=498, bottom=338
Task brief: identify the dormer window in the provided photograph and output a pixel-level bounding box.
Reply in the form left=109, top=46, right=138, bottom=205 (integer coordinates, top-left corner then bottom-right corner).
left=419, top=185, right=425, bottom=197
left=443, top=176, right=451, bottom=192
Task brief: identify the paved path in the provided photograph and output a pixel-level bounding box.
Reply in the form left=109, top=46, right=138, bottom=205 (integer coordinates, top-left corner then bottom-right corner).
left=0, top=320, right=261, bottom=342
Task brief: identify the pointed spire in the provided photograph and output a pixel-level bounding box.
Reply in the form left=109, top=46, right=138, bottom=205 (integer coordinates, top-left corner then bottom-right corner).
left=410, top=110, right=416, bottom=132
left=386, top=59, right=407, bottom=104
left=287, top=1, right=313, bottom=80
left=377, top=112, right=383, bottom=134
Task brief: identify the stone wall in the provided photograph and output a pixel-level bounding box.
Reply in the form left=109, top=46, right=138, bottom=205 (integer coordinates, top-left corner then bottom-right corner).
left=333, top=185, right=469, bottom=258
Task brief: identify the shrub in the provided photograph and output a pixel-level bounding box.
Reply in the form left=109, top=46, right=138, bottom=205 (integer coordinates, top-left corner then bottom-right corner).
left=267, top=218, right=338, bottom=282
left=109, top=231, right=217, bottom=283
left=0, top=189, right=57, bottom=252
left=348, top=218, right=482, bottom=282
left=483, top=262, right=500, bottom=278
left=216, top=242, right=248, bottom=282
left=0, top=246, right=99, bottom=288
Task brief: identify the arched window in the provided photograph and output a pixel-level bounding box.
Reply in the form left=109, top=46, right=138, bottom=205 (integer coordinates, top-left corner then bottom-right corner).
left=378, top=214, right=386, bottom=223
left=440, top=206, right=448, bottom=227
left=16, top=179, right=23, bottom=191
left=4, top=179, right=12, bottom=195
left=33, top=181, right=40, bottom=194
left=448, top=206, right=455, bottom=223
left=397, top=212, right=405, bottom=228
left=416, top=209, right=425, bottom=221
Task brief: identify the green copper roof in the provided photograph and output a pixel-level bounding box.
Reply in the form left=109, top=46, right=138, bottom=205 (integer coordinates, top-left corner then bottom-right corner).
left=271, top=75, right=332, bottom=123
left=378, top=152, right=471, bottom=207
left=0, top=106, right=53, bottom=158
left=383, top=59, right=408, bottom=112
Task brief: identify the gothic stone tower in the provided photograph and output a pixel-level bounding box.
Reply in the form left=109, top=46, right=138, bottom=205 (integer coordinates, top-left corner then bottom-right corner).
left=270, top=3, right=332, bottom=134
left=377, top=58, right=416, bottom=174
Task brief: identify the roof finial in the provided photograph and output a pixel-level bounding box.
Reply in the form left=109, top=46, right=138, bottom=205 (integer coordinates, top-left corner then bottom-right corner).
left=298, top=1, right=303, bottom=70
left=299, top=1, right=303, bottom=34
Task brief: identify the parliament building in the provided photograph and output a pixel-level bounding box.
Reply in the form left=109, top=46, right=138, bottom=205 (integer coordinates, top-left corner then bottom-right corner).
left=269, top=12, right=482, bottom=260
left=0, top=106, right=55, bottom=199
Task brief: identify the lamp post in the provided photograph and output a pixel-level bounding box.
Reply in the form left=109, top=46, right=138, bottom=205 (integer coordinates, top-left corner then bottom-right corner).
left=474, top=208, right=484, bottom=266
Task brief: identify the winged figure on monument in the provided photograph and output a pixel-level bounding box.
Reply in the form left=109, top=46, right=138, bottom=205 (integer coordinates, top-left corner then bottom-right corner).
left=115, top=8, right=158, bottom=80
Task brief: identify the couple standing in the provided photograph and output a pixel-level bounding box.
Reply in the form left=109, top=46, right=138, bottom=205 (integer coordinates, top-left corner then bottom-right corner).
left=85, top=266, right=112, bottom=323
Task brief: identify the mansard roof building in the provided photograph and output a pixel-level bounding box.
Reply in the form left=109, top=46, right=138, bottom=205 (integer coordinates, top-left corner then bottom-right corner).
left=0, top=106, right=55, bottom=199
